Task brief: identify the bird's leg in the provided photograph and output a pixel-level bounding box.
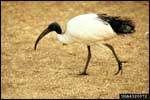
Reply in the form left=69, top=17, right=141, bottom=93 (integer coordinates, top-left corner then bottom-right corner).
left=103, top=43, right=127, bottom=75
left=80, top=45, right=91, bottom=75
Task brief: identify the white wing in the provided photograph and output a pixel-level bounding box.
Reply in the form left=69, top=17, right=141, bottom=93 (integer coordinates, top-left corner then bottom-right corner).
left=66, top=13, right=116, bottom=43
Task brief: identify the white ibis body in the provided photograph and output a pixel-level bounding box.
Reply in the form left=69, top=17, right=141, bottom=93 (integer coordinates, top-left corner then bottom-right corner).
left=34, top=13, right=135, bottom=75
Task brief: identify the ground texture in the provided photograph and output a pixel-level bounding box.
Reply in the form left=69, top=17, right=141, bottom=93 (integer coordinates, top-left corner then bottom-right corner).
left=1, top=1, right=149, bottom=99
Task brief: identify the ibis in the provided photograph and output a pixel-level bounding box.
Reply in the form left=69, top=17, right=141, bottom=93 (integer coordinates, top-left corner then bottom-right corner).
left=34, top=13, right=135, bottom=75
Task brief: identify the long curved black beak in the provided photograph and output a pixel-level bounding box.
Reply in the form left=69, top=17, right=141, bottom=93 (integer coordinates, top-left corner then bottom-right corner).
left=34, top=28, right=50, bottom=50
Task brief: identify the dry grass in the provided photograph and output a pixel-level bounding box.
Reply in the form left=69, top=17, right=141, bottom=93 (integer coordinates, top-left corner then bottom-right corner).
left=1, top=1, right=149, bottom=99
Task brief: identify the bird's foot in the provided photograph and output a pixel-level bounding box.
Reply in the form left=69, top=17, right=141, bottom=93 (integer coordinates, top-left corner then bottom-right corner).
left=79, top=72, right=88, bottom=76
left=115, top=60, right=127, bottom=75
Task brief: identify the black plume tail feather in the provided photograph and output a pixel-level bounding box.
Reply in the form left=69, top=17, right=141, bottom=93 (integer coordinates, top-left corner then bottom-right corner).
left=98, top=14, right=135, bottom=34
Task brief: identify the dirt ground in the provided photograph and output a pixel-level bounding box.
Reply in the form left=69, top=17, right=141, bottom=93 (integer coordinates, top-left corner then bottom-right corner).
left=1, top=1, right=149, bottom=99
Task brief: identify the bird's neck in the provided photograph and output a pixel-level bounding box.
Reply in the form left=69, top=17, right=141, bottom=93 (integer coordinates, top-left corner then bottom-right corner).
left=57, top=33, right=73, bottom=44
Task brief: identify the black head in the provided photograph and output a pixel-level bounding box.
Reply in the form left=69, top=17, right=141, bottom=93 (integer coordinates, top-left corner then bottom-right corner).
left=48, top=22, right=62, bottom=34
left=34, top=22, right=62, bottom=50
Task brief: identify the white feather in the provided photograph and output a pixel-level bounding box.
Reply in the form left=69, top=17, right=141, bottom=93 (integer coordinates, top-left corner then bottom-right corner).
left=57, top=13, right=116, bottom=44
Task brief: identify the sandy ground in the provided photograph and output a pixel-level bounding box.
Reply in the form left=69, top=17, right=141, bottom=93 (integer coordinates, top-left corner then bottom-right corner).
left=1, top=1, right=149, bottom=99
